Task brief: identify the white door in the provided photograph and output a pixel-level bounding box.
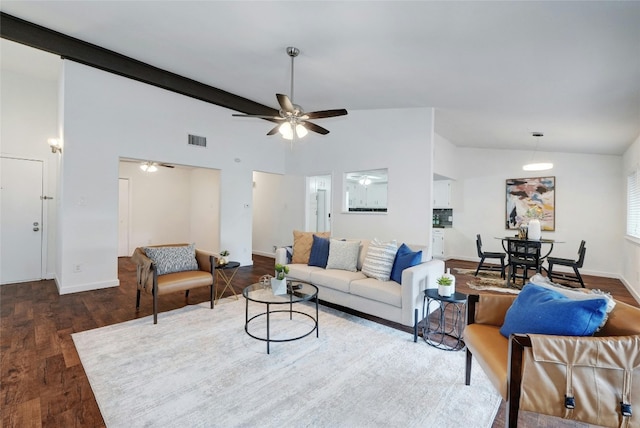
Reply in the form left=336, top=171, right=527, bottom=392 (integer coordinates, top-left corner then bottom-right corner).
left=316, top=189, right=327, bottom=232
left=118, top=178, right=130, bottom=257
left=1, top=157, right=44, bottom=284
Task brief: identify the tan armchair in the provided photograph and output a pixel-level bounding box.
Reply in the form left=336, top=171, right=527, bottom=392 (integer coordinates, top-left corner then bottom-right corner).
left=132, top=244, right=216, bottom=324
left=464, top=293, right=640, bottom=428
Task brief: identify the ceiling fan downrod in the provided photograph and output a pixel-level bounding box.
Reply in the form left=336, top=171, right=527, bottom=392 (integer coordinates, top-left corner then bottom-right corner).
left=286, top=46, right=299, bottom=105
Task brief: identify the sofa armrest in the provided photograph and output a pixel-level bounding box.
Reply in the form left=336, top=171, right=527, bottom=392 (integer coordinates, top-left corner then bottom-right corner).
left=275, top=247, right=289, bottom=266
left=131, top=247, right=154, bottom=292
left=400, top=258, right=445, bottom=326
left=195, top=249, right=216, bottom=274
left=468, top=293, right=518, bottom=327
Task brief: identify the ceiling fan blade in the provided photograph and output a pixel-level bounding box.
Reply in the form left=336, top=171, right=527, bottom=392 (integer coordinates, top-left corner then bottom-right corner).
left=303, top=121, right=330, bottom=135
left=266, top=124, right=281, bottom=136
left=305, top=109, right=348, bottom=119
left=232, top=113, right=284, bottom=120
left=276, top=94, right=295, bottom=113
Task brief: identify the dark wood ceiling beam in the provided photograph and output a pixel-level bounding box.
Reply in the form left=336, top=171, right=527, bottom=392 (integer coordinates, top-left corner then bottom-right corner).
left=0, top=12, right=278, bottom=117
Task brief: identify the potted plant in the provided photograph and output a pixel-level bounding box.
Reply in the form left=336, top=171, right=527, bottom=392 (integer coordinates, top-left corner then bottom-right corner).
left=219, top=250, right=229, bottom=265
left=272, top=263, right=289, bottom=295
left=437, top=274, right=453, bottom=297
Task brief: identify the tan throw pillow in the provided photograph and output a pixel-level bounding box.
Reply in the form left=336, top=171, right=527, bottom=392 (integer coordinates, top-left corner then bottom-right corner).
left=292, top=230, right=331, bottom=264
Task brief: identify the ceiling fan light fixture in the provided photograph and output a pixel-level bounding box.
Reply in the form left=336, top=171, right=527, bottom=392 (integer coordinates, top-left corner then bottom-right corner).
left=295, top=124, right=308, bottom=138
left=140, top=162, right=158, bottom=172
left=279, top=122, right=293, bottom=140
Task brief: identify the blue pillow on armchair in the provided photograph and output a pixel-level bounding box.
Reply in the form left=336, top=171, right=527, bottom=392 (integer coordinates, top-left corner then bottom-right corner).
left=499, top=283, right=609, bottom=338
left=308, top=235, right=330, bottom=268
left=390, top=243, right=422, bottom=283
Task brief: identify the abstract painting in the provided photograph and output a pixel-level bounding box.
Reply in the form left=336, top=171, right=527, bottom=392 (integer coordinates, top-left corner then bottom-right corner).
left=506, top=176, right=555, bottom=231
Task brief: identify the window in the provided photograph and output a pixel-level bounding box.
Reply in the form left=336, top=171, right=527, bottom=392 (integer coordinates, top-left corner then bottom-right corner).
left=628, top=168, right=640, bottom=239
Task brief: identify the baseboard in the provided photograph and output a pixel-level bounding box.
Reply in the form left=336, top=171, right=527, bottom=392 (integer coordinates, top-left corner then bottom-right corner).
left=253, top=251, right=275, bottom=259
left=58, top=278, right=120, bottom=295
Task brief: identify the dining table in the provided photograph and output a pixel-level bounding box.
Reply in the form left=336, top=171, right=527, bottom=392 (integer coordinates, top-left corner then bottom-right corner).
left=495, top=236, right=562, bottom=282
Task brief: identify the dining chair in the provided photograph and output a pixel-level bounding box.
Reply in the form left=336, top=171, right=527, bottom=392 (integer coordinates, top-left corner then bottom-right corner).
left=506, top=239, right=541, bottom=288
left=474, top=234, right=506, bottom=278
left=547, top=240, right=587, bottom=288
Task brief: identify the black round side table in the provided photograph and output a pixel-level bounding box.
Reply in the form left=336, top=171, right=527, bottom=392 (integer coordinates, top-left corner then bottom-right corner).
left=421, top=288, right=468, bottom=351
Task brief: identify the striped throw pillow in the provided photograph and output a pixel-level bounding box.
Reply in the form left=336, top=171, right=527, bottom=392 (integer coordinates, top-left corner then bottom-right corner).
left=362, top=238, right=398, bottom=281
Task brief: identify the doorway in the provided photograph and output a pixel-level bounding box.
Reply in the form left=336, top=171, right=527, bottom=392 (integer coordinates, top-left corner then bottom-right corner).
left=1, top=157, right=44, bottom=284
left=306, top=175, right=331, bottom=233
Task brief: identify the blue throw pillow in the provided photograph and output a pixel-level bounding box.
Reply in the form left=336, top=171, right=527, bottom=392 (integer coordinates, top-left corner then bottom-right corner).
left=499, top=283, right=609, bottom=338
left=308, top=235, right=330, bottom=268
left=390, top=243, right=422, bottom=283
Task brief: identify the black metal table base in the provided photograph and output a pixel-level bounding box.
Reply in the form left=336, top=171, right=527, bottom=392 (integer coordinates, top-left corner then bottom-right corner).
left=420, top=289, right=467, bottom=351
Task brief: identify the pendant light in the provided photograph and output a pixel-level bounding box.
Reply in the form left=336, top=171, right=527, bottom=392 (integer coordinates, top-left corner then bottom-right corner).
left=523, top=132, right=553, bottom=171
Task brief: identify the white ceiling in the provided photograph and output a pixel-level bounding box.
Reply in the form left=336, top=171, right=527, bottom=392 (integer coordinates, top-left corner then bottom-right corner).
left=1, top=1, right=639, bottom=156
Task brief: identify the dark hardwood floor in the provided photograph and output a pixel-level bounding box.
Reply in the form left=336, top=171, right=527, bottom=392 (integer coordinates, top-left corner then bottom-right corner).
left=1, top=256, right=635, bottom=427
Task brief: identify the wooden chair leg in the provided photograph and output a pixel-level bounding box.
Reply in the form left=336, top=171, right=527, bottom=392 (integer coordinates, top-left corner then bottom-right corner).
left=574, top=267, right=585, bottom=287
left=465, top=349, right=473, bottom=385
left=136, top=289, right=141, bottom=310
left=474, top=257, right=485, bottom=276
left=153, top=290, right=158, bottom=324
left=185, top=289, right=190, bottom=301
left=210, top=284, right=214, bottom=309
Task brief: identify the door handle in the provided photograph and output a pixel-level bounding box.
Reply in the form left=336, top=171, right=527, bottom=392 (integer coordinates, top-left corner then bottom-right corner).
left=33, top=227, right=40, bottom=231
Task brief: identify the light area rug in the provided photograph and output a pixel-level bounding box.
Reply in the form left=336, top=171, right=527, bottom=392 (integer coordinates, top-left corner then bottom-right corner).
left=72, top=298, right=501, bottom=428
left=454, top=268, right=521, bottom=294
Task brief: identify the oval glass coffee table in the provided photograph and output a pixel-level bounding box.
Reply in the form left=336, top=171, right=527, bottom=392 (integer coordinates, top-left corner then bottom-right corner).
left=243, top=280, right=319, bottom=354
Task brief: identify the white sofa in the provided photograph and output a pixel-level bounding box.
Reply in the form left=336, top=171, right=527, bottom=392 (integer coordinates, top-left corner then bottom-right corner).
left=275, top=239, right=445, bottom=340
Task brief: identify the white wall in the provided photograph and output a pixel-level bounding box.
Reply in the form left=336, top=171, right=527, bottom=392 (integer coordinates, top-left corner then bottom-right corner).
left=118, top=161, right=220, bottom=254
left=444, top=146, right=625, bottom=279
left=190, top=167, right=220, bottom=253
left=0, top=68, right=60, bottom=280
left=284, top=108, right=435, bottom=252
left=623, top=134, right=640, bottom=300
left=252, top=171, right=287, bottom=257
left=433, top=132, right=458, bottom=180
left=57, top=60, right=284, bottom=294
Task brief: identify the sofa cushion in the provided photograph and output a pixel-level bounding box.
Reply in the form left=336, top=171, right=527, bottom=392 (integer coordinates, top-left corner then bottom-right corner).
left=144, top=244, right=198, bottom=276
left=286, top=264, right=324, bottom=283
left=499, top=283, right=609, bottom=338
left=292, top=230, right=331, bottom=264
left=310, top=269, right=366, bottom=293
left=350, top=277, right=402, bottom=308
left=308, top=235, right=331, bottom=268
left=326, top=239, right=361, bottom=272
left=390, top=243, right=423, bottom=283
left=361, top=238, right=398, bottom=281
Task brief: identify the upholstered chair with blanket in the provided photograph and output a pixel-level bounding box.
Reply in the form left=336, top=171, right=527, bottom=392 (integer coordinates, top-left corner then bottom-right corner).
left=132, top=243, right=216, bottom=324
left=464, top=279, right=640, bottom=428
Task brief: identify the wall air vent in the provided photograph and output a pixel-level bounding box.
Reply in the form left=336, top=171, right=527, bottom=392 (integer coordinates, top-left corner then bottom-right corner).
left=188, top=134, right=207, bottom=147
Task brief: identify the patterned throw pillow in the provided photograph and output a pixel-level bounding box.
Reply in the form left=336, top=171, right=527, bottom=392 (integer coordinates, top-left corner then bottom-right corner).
left=326, top=239, right=361, bottom=272
left=362, top=238, right=398, bottom=281
left=292, top=230, right=331, bottom=264
left=144, top=244, right=199, bottom=275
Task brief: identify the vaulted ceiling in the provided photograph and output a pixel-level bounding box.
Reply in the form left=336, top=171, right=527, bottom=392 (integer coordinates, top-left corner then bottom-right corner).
left=1, top=1, right=639, bottom=156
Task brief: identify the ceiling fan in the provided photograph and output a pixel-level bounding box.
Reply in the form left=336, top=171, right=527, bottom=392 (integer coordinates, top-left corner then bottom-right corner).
left=121, top=159, right=175, bottom=172
left=232, top=47, right=348, bottom=140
